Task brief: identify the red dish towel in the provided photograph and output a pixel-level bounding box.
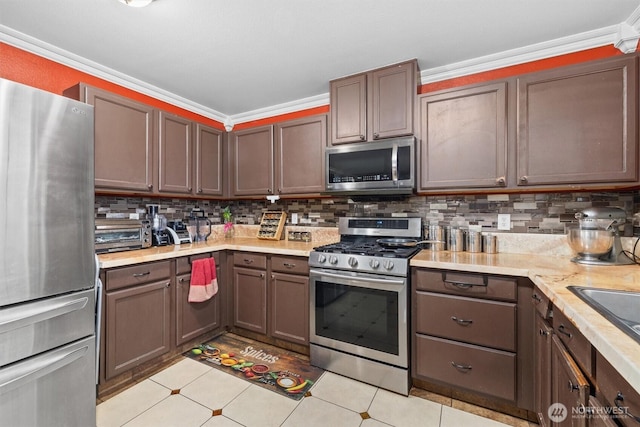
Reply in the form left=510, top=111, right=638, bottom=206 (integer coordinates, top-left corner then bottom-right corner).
left=188, top=257, right=218, bottom=302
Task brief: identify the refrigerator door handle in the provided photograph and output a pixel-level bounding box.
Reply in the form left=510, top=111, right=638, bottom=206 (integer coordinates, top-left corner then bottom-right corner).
left=0, top=344, right=89, bottom=395
left=0, top=297, right=89, bottom=334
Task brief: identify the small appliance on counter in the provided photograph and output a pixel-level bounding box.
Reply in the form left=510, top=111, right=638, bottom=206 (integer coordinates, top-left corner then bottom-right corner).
left=147, top=204, right=170, bottom=246
left=167, top=219, right=192, bottom=245
left=187, top=208, right=211, bottom=242
left=567, top=207, right=634, bottom=265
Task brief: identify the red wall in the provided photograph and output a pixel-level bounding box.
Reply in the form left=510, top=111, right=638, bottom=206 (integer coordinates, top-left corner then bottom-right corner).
left=0, top=42, right=625, bottom=130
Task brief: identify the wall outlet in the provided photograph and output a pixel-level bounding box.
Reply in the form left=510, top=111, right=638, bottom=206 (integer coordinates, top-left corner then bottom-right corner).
left=497, top=214, right=511, bottom=230
left=291, top=213, right=298, bottom=224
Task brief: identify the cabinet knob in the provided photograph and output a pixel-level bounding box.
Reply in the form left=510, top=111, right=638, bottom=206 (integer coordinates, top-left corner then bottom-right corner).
left=267, top=188, right=273, bottom=194
left=198, top=188, right=203, bottom=193
left=359, top=135, right=366, bottom=141
left=165, top=282, right=170, bottom=288
left=188, top=187, right=192, bottom=192
left=568, top=380, right=579, bottom=391
left=147, top=184, right=153, bottom=190
left=373, top=133, right=379, bottom=139
left=519, top=176, right=529, bottom=184
left=278, top=188, right=281, bottom=193
left=496, top=177, right=506, bottom=186
left=260, top=273, right=265, bottom=278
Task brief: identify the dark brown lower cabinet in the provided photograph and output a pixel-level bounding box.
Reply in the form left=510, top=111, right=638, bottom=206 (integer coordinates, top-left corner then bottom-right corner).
left=551, top=335, right=590, bottom=427
left=269, top=272, right=309, bottom=345
left=175, top=253, right=222, bottom=346
left=105, top=279, right=171, bottom=379
left=595, top=352, right=640, bottom=427
left=233, top=264, right=268, bottom=334
left=535, top=313, right=554, bottom=427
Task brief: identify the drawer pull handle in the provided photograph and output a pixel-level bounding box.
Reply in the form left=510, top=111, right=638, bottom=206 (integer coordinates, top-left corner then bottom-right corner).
left=539, top=328, right=549, bottom=337
left=451, top=316, right=473, bottom=326
left=532, top=294, right=542, bottom=303
left=283, top=263, right=296, bottom=268
left=243, top=259, right=254, bottom=264
left=179, top=277, right=190, bottom=283
left=615, top=392, right=640, bottom=422
left=132, top=272, right=151, bottom=277
left=557, top=324, right=573, bottom=339
left=568, top=380, right=579, bottom=392
left=451, top=361, right=472, bottom=372
left=444, top=279, right=487, bottom=289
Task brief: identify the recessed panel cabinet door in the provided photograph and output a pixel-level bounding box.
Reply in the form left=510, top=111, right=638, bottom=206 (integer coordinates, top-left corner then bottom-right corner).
left=157, top=111, right=192, bottom=194
left=330, top=73, right=367, bottom=144
left=517, top=56, right=638, bottom=186
left=419, top=82, right=508, bottom=190
left=233, top=266, right=267, bottom=334
left=371, top=61, right=415, bottom=140
left=195, top=123, right=223, bottom=196
left=231, top=126, right=274, bottom=196
left=269, top=272, right=309, bottom=345
left=84, top=86, right=155, bottom=192
left=275, top=115, right=327, bottom=195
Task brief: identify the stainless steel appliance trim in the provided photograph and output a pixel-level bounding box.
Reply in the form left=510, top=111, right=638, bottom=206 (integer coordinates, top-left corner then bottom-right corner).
left=309, top=268, right=408, bottom=368
left=337, top=216, right=422, bottom=238
left=391, top=142, right=398, bottom=182
left=0, top=297, right=88, bottom=334
left=310, top=343, right=409, bottom=395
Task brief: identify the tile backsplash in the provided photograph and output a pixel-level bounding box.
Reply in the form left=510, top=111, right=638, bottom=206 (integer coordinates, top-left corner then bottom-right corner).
left=95, top=190, right=640, bottom=236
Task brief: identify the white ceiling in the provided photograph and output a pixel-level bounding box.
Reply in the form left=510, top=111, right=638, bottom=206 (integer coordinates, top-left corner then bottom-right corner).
left=2, top=0, right=640, bottom=128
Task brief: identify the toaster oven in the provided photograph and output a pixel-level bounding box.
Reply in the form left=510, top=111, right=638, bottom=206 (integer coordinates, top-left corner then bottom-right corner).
left=95, top=219, right=151, bottom=254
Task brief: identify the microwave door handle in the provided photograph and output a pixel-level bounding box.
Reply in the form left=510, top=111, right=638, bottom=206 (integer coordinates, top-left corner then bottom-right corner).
left=392, top=143, right=398, bottom=182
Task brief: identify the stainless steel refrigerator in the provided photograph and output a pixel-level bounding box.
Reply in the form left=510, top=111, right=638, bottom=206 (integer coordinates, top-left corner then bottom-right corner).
left=0, top=78, right=97, bottom=426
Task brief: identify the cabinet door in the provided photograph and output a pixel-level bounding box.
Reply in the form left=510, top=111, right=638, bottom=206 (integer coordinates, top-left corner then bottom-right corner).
left=84, top=86, right=154, bottom=192
left=157, top=111, right=192, bottom=194
left=275, top=114, right=327, bottom=195
left=551, top=335, right=589, bottom=427
left=418, top=82, right=508, bottom=190
left=230, top=126, right=274, bottom=196
left=233, top=266, right=267, bottom=334
left=517, top=56, right=638, bottom=187
left=105, top=280, right=171, bottom=379
left=176, top=272, right=220, bottom=345
left=330, top=73, right=367, bottom=144
left=371, top=61, right=415, bottom=140
left=195, top=123, right=223, bottom=196
left=269, top=272, right=309, bottom=345
left=535, top=315, right=554, bottom=427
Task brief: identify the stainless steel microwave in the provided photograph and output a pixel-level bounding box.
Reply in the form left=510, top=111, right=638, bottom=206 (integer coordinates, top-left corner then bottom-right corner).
left=325, top=137, right=415, bottom=195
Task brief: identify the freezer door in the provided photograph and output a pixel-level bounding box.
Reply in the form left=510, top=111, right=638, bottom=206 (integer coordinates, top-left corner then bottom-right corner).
left=0, top=288, right=95, bottom=366
left=0, top=336, right=96, bottom=427
left=0, top=78, right=95, bottom=306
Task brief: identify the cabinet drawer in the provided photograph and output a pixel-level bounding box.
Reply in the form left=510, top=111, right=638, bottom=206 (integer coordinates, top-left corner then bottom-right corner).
left=532, top=287, right=551, bottom=319
left=415, top=292, right=516, bottom=351
left=175, top=253, right=216, bottom=275
left=105, top=261, right=171, bottom=291
left=414, top=334, right=516, bottom=402
left=413, top=269, right=517, bottom=301
left=552, top=307, right=593, bottom=378
left=595, top=352, right=640, bottom=427
left=271, top=255, right=308, bottom=275
left=233, top=252, right=267, bottom=269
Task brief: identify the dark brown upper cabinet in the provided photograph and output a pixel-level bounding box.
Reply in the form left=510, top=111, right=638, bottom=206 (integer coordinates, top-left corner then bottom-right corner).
left=418, top=81, right=508, bottom=190
left=64, top=84, right=155, bottom=193
left=157, top=111, right=192, bottom=194
left=330, top=60, right=416, bottom=145
left=517, top=55, right=638, bottom=187
left=275, top=114, right=327, bottom=195
left=230, top=114, right=327, bottom=198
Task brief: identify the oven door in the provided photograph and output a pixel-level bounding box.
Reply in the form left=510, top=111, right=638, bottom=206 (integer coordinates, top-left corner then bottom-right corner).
left=309, top=268, right=408, bottom=368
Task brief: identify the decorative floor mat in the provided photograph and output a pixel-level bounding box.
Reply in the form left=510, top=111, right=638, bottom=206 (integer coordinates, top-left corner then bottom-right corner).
left=184, top=334, right=323, bottom=401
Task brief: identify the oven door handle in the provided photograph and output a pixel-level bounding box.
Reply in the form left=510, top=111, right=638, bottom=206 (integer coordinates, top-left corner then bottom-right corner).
left=310, top=269, right=406, bottom=289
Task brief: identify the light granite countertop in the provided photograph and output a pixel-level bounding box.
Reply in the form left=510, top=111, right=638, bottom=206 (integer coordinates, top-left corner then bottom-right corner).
left=97, top=229, right=640, bottom=394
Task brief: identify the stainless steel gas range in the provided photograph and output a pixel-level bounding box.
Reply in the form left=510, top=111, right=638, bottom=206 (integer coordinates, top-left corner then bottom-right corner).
left=308, top=216, right=423, bottom=395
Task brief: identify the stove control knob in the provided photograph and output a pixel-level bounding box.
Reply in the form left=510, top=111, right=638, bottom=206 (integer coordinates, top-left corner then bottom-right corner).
left=369, top=259, right=380, bottom=269
left=329, top=255, right=338, bottom=265
left=317, top=254, right=326, bottom=264
left=383, top=260, right=395, bottom=271
left=348, top=257, right=358, bottom=267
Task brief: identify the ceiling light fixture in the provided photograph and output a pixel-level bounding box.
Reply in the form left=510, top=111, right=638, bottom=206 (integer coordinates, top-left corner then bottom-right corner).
left=118, top=0, right=154, bottom=7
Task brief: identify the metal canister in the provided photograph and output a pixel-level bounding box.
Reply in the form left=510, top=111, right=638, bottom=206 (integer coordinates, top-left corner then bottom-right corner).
left=428, top=225, right=447, bottom=251
left=483, top=234, right=498, bottom=253
left=448, top=227, right=465, bottom=252
left=466, top=230, right=482, bottom=253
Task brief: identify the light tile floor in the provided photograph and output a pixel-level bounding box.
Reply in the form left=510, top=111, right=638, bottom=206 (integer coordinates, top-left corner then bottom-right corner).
left=97, top=357, right=538, bottom=427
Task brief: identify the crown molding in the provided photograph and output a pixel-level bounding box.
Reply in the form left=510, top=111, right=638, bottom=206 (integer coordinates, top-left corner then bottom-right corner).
left=228, top=93, right=329, bottom=129
left=419, top=24, right=622, bottom=85
left=0, top=25, right=228, bottom=124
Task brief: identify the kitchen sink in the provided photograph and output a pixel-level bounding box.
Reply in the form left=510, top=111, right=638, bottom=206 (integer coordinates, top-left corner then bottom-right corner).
left=568, top=286, right=640, bottom=344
